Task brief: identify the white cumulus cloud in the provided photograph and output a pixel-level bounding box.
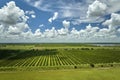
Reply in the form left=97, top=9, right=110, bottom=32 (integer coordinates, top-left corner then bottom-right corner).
left=87, top=0, right=107, bottom=18
left=25, top=10, right=36, bottom=18
left=57, top=28, right=69, bottom=36
left=103, top=13, right=120, bottom=28
left=31, top=15, right=36, bottom=18
left=62, top=20, right=70, bottom=29
left=43, top=27, right=58, bottom=38
left=48, top=12, right=58, bottom=23
left=0, top=1, right=120, bottom=43
left=0, top=1, right=28, bottom=25
left=39, top=24, right=44, bottom=28
left=0, top=25, right=4, bottom=34
left=0, top=1, right=31, bottom=39
left=25, top=10, right=35, bottom=15
left=34, top=29, right=42, bottom=38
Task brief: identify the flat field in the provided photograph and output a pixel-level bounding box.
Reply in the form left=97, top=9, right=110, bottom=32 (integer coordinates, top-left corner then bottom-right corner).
left=0, top=43, right=120, bottom=80
left=0, top=68, right=120, bottom=80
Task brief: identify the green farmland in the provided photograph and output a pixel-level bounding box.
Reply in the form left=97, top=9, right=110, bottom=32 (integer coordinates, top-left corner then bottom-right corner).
left=0, top=68, right=120, bottom=80
left=0, top=43, right=120, bottom=80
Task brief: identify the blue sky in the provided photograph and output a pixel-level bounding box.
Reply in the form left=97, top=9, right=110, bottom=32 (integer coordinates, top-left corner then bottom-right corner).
left=0, top=0, right=120, bottom=43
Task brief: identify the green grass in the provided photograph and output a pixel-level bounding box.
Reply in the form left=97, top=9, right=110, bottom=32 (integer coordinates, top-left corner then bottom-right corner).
left=0, top=44, right=120, bottom=70
left=1, top=43, right=120, bottom=50
left=0, top=43, right=120, bottom=80
left=0, top=49, right=120, bottom=68
left=0, top=67, right=120, bottom=80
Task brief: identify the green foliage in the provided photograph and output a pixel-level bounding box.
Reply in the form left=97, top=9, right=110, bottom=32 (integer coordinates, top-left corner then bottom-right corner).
left=0, top=43, right=120, bottom=70
left=90, top=64, right=95, bottom=68
left=0, top=48, right=120, bottom=68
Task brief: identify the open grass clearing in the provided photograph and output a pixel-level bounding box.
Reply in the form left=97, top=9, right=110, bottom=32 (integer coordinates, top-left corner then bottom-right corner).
left=0, top=67, right=120, bottom=80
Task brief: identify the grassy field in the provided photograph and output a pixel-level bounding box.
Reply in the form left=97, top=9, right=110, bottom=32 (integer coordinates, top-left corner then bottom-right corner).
left=0, top=43, right=120, bottom=50
left=0, top=44, right=120, bottom=69
left=0, top=43, right=120, bottom=80
left=0, top=67, right=120, bottom=80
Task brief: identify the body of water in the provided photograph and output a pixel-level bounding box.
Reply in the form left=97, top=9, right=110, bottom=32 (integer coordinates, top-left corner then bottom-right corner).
left=91, top=43, right=120, bottom=46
